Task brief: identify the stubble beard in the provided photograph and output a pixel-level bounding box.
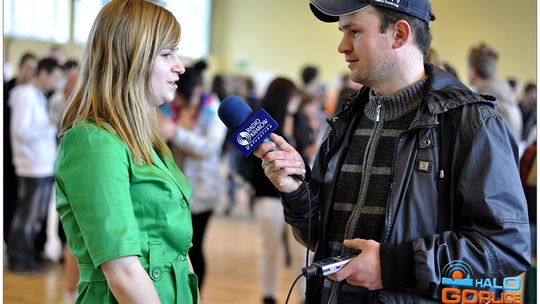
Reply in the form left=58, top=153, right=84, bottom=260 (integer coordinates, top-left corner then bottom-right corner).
left=351, top=58, right=394, bottom=91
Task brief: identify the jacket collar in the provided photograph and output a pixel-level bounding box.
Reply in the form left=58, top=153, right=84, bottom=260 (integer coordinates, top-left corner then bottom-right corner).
left=409, top=64, right=496, bottom=129
left=422, top=64, right=495, bottom=114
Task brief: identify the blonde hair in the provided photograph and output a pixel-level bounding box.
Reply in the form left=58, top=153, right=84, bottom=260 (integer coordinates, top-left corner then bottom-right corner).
left=60, top=0, right=180, bottom=163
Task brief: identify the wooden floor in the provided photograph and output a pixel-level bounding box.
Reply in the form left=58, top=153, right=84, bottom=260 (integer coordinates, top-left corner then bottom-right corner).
left=3, top=214, right=303, bottom=304
left=3, top=182, right=532, bottom=304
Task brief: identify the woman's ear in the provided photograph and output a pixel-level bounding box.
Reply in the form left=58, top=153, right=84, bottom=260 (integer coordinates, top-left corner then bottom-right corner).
left=392, top=20, right=411, bottom=49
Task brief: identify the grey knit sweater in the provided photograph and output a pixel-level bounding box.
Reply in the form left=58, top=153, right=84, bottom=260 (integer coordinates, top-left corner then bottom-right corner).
left=322, top=79, right=428, bottom=304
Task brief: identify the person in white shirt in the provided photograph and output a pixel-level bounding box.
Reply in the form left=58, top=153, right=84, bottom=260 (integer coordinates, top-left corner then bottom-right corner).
left=4, top=52, right=38, bottom=245
left=8, top=57, right=62, bottom=274
left=468, top=43, right=523, bottom=142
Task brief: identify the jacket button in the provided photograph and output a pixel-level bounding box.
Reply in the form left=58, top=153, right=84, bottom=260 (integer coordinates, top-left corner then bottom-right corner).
left=180, top=199, right=187, bottom=208
left=152, top=268, right=161, bottom=279
left=424, top=138, right=432, bottom=146
left=177, top=254, right=186, bottom=261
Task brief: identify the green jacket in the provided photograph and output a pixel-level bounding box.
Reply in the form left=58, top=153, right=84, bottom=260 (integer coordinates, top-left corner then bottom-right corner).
left=56, top=120, right=198, bottom=303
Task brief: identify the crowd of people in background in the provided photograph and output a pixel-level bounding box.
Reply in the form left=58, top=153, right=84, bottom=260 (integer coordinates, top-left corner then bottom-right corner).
left=3, top=39, right=537, bottom=303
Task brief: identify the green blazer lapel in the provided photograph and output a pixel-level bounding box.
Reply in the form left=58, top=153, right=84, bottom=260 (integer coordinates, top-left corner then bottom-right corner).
left=151, top=149, right=192, bottom=201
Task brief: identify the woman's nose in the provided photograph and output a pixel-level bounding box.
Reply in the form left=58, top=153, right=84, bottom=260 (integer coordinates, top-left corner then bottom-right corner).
left=173, top=57, right=185, bottom=74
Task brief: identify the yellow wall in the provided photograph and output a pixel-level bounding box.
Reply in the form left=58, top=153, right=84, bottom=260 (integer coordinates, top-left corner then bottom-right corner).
left=5, top=1, right=536, bottom=89
left=210, top=0, right=343, bottom=87
left=4, top=37, right=84, bottom=65
left=210, top=0, right=537, bottom=88
left=430, top=0, right=537, bottom=84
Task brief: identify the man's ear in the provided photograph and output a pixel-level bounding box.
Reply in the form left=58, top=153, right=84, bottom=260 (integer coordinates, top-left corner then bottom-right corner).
left=392, top=20, right=411, bottom=49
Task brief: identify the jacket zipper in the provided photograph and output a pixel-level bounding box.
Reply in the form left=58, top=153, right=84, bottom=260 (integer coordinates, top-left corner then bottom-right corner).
left=376, top=102, right=382, bottom=122
left=344, top=100, right=383, bottom=241
left=329, top=101, right=384, bottom=304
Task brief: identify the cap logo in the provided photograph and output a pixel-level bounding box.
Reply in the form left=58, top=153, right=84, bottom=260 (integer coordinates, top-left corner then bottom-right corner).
left=374, top=0, right=401, bottom=8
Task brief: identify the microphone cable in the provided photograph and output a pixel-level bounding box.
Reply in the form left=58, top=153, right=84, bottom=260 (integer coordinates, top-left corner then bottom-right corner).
left=285, top=273, right=304, bottom=304
left=285, top=178, right=312, bottom=304
left=304, top=178, right=312, bottom=270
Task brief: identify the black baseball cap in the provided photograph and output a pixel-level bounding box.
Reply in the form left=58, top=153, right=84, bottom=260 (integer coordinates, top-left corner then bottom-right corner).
left=310, top=0, right=432, bottom=24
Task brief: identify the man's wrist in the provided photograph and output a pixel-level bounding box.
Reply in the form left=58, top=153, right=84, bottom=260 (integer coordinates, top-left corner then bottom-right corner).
left=275, top=176, right=303, bottom=193
left=280, top=182, right=308, bottom=209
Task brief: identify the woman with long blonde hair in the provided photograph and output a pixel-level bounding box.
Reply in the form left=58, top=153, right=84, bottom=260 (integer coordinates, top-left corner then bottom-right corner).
left=55, top=0, right=198, bottom=302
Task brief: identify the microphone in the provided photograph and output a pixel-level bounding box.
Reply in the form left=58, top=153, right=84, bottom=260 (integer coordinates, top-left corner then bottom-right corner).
left=218, top=95, right=279, bottom=156
left=218, top=95, right=304, bottom=181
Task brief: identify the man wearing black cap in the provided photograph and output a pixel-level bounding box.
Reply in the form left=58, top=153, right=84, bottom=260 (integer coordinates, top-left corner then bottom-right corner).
left=255, top=0, right=530, bottom=303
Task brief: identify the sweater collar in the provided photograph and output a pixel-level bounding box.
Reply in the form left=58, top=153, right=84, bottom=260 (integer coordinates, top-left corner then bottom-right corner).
left=364, top=78, right=427, bottom=121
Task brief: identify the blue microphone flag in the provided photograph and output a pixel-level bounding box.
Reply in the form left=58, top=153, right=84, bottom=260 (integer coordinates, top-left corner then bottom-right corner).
left=230, top=108, right=278, bottom=156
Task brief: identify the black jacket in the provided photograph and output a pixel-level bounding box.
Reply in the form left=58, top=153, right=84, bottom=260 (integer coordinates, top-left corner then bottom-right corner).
left=281, top=65, right=531, bottom=303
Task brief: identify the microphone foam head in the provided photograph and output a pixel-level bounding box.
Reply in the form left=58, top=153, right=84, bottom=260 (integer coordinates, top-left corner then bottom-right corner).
left=218, top=95, right=253, bottom=130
